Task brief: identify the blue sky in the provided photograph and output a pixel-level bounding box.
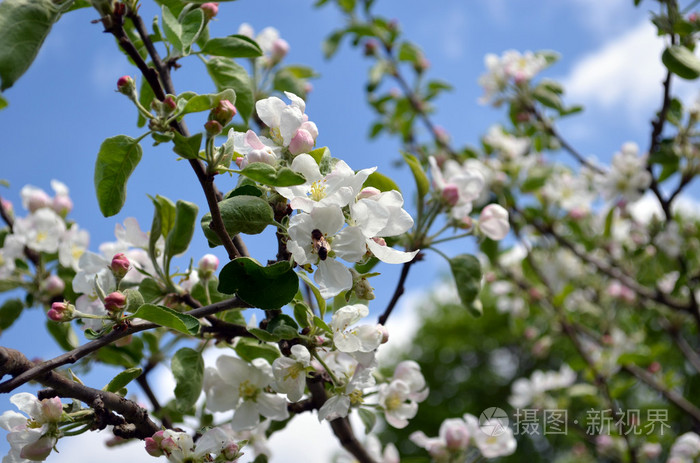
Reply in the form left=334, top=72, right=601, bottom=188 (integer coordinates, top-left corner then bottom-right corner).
left=1, top=0, right=697, bottom=461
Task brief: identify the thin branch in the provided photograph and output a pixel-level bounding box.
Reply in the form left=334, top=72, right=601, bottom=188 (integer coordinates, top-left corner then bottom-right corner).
left=0, top=348, right=159, bottom=439
left=0, top=296, right=247, bottom=392
left=647, top=69, right=674, bottom=221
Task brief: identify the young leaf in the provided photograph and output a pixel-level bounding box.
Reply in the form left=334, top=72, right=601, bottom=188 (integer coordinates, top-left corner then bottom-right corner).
left=357, top=408, right=377, bottom=434
left=401, top=152, right=429, bottom=198
left=363, top=171, right=400, bottom=193
left=218, top=258, right=299, bottom=310
left=662, top=45, right=700, bottom=80
left=235, top=337, right=280, bottom=364
left=131, top=304, right=200, bottom=335
left=180, top=88, right=236, bottom=116
left=238, top=162, right=306, bottom=187
left=449, top=254, right=482, bottom=317
left=104, top=367, right=143, bottom=393
left=171, top=348, right=204, bottom=411
left=206, top=57, right=254, bottom=122
left=0, top=0, right=62, bottom=91
left=0, top=298, right=22, bottom=330
left=201, top=34, right=263, bottom=58
left=298, top=271, right=326, bottom=317
left=149, top=195, right=176, bottom=257
left=164, top=200, right=199, bottom=259
left=200, top=195, right=274, bottom=244
left=94, top=135, right=143, bottom=217
left=179, top=8, right=205, bottom=52
left=161, top=5, right=183, bottom=51
left=172, top=132, right=203, bottom=160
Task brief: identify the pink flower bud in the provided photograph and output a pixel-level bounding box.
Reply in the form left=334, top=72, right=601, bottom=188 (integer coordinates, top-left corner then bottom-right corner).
left=222, top=442, right=240, bottom=460
left=372, top=236, right=387, bottom=247
left=200, top=2, right=219, bottom=20
left=111, top=253, right=131, bottom=278
left=48, top=301, right=74, bottom=322
left=20, top=435, right=56, bottom=461
left=1, top=198, right=14, bottom=217
left=299, top=121, right=319, bottom=140
left=364, top=40, right=378, bottom=56
left=442, top=420, right=470, bottom=451
left=378, top=324, right=389, bottom=344
left=211, top=99, right=237, bottom=126
left=271, top=38, right=290, bottom=63
left=357, top=187, right=381, bottom=200
left=205, top=120, right=223, bottom=136
left=42, top=275, right=65, bottom=297
left=26, top=190, right=51, bottom=212
left=288, top=129, right=315, bottom=156
left=40, top=397, right=63, bottom=422
left=235, top=156, right=244, bottom=168
left=163, top=96, right=177, bottom=111
left=145, top=437, right=163, bottom=457
left=441, top=184, right=460, bottom=206
left=51, top=195, right=73, bottom=217
left=116, top=75, right=136, bottom=97
left=198, top=253, right=219, bottom=272
left=648, top=361, right=661, bottom=373
left=104, top=292, right=127, bottom=313
left=304, top=82, right=314, bottom=94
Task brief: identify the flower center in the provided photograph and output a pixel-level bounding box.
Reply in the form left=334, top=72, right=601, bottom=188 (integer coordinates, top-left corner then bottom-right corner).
left=36, top=231, right=48, bottom=243
left=269, top=127, right=283, bottom=145
left=309, top=179, right=327, bottom=201
left=349, top=389, right=364, bottom=406
left=238, top=380, right=259, bottom=401
left=384, top=394, right=402, bottom=411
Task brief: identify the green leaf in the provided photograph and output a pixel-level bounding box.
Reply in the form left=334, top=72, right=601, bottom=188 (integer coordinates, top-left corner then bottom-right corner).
left=164, top=200, right=199, bottom=259
left=200, top=195, right=274, bottom=244
left=234, top=337, right=279, bottom=364
left=137, top=77, right=155, bottom=128
left=0, top=0, right=62, bottom=91
left=206, top=57, right=254, bottom=121
left=308, top=146, right=331, bottom=165
left=180, top=88, right=236, bottom=115
left=180, top=8, right=205, bottom=52
left=449, top=254, right=482, bottom=317
left=218, top=258, right=299, bottom=310
left=94, top=135, right=143, bottom=217
left=323, top=30, right=345, bottom=59
left=45, top=320, right=79, bottom=351
left=363, top=171, right=400, bottom=193
left=238, top=163, right=306, bottom=187
left=0, top=298, right=22, bottom=330
left=172, top=132, right=202, bottom=160
left=402, top=152, right=429, bottom=198
left=0, top=94, right=7, bottom=110
left=267, top=314, right=299, bottom=340
left=273, top=68, right=307, bottom=99
left=104, top=367, right=142, bottom=393
left=201, top=34, right=263, bottom=58
left=161, top=5, right=183, bottom=51
left=248, top=327, right=280, bottom=342
left=293, top=302, right=312, bottom=329
left=520, top=174, right=548, bottom=193
left=662, top=45, right=700, bottom=80
left=150, top=194, right=176, bottom=258
left=398, top=41, right=422, bottom=64
left=313, top=316, right=332, bottom=334
left=533, top=85, right=563, bottom=110
left=283, top=65, right=317, bottom=79
left=603, top=206, right=615, bottom=239
left=131, top=304, right=200, bottom=335
left=172, top=348, right=204, bottom=411
left=357, top=407, right=377, bottom=434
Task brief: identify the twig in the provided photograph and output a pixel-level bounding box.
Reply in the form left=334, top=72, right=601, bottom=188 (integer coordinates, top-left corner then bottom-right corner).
left=0, top=348, right=159, bottom=439
left=647, top=69, right=674, bottom=221
left=0, top=296, right=247, bottom=392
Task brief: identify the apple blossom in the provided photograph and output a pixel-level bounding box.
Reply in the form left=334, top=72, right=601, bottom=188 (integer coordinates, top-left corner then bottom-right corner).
left=272, top=344, right=312, bottom=402
left=0, top=393, right=64, bottom=463
left=330, top=304, right=383, bottom=353
left=58, top=223, right=89, bottom=271
left=597, top=142, right=651, bottom=203
left=483, top=125, right=530, bottom=161
left=508, top=364, right=576, bottom=409
left=229, top=129, right=281, bottom=169
left=478, top=204, right=510, bottom=240
left=464, top=413, right=517, bottom=458
left=256, top=92, right=318, bottom=152
left=429, top=156, right=485, bottom=220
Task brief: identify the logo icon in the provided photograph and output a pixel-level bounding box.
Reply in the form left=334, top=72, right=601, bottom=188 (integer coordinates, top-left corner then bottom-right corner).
left=479, top=407, right=509, bottom=436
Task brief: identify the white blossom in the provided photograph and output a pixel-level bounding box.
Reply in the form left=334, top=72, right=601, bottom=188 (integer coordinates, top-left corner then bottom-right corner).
left=508, top=364, right=576, bottom=409
left=597, top=142, right=651, bottom=203
left=272, top=345, right=312, bottom=402
left=0, top=393, right=63, bottom=463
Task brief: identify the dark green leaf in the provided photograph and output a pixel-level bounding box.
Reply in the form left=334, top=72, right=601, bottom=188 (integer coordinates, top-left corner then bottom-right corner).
left=45, top=320, right=78, bottom=350
left=0, top=298, right=22, bottom=330
left=662, top=45, right=700, bottom=80
left=293, top=303, right=312, bottom=329
left=449, top=254, right=482, bottom=317
left=401, top=152, right=429, bottom=198
left=248, top=327, right=280, bottom=342
left=131, top=303, right=200, bottom=335
left=273, top=69, right=307, bottom=99
left=0, top=94, right=7, bottom=110
left=235, top=337, right=280, bottom=364
left=180, top=88, right=236, bottom=115
left=164, top=200, right=199, bottom=259
left=201, top=34, right=263, bottom=58
left=206, top=58, right=254, bottom=121
left=267, top=314, right=299, bottom=339
left=226, top=184, right=263, bottom=198
left=94, top=135, right=143, bottom=217
left=149, top=194, right=176, bottom=260
left=137, top=77, right=155, bottom=128
left=172, top=132, right=202, bottom=160
left=218, top=258, right=299, bottom=310
left=104, top=367, right=142, bottom=393
left=0, top=0, right=62, bottom=91
left=180, top=8, right=205, bottom=52
left=200, top=195, right=274, bottom=244
left=238, top=162, right=306, bottom=187
left=172, top=348, right=204, bottom=411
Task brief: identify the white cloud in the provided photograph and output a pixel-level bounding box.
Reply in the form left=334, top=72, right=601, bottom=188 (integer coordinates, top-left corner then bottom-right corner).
left=629, top=192, right=700, bottom=223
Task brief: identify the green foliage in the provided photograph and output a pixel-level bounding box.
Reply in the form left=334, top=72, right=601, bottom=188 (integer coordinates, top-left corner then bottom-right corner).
left=448, top=254, right=482, bottom=316
left=662, top=45, right=700, bottom=80
left=0, top=298, right=22, bottom=330
left=238, top=162, right=306, bottom=187
left=104, top=367, right=143, bottom=393
left=172, top=348, right=204, bottom=411
left=164, top=200, right=199, bottom=260
left=206, top=57, right=255, bottom=122
left=201, top=35, right=263, bottom=58
left=402, top=152, right=429, bottom=199
left=94, top=135, right=143, bottom=217
left=218, top=258, right=299, bottom=310
left=200, top=195, right=274, bottom=244
left=131, top=304, right=200, bottom=335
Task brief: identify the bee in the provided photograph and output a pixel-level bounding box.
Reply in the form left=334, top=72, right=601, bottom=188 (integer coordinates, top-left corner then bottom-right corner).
left=311, top=229, right=330, bottom=260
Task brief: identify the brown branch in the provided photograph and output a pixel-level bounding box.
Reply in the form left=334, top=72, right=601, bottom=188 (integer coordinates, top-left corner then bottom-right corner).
left=647, top=69, right=674, bottom=221
left=0, top=348, right=159, bottom=439
left=0, top=296, right=247, bottom=393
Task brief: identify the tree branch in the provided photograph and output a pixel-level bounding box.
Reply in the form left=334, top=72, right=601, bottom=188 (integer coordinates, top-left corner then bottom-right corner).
left=0, top=296, right=247, bottom=392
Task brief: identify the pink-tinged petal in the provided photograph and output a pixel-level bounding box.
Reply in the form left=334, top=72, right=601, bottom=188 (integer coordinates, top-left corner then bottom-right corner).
left=479, top=204, right=510, bottom=240
left=245, top=130, right=265, bottom=150
left=279, top=107, right=304, bottom=146
left=366, top=239, right=419, bottom=264
left=429, top=156, right=446, bottom=190
left=299, top=121, right=318, bottom=140
left=333, top=226, right=367, bottom=263
left=231, top=400, right=260, bottom=431
left=20, top=435, right=56, bottom=461
left=315, top=259, right=352, bottom=299
left=289, top=129, right=315, bottom=156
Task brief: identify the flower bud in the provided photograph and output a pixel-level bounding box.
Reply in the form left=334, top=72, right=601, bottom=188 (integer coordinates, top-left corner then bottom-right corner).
left=441, top=184, right=460, bottom=206
left=299, top=121, right=319, bottom=140
left=163, top=96, right=177, bottom=111
left=41, top=275, right=65, bottom=297
left=288, top=128, right=315, bottom=156
left=48, top=301, right=74, bottom=322
left=357, top=187, right=381, bottom=200
left=210, top=99, right=237, bottom=126
left=479, top=204, right=510, bottom=240
left=198, top=253, right=219, bottom=279
left=222, top=442, right=240, bottom=461
left=111, top=253, right=130, bottom=279
left=270, top=38, right=290, bottom=64
left=117, top=75, right=137, bottom=99
left=378, top=324, right=389, bottom=344
left=104, top=291, right=127, bottom=313
left=51, top=195, right=73, bottom=217
left=442, top=419, right=470, bottom=451
left=200, top=2, right=219, bottom=20
left=304, top=82, right=314, bottom=94
left=205, top=120, right=223, bottom=136
left=364, top=40, right=378, bottom=56
left=144, top=437, right=163, bottom=457
left=1, top=198, right=14, bottom=218
left=24, top=189, right=51, bottom=212
left=40, top=397, right=63, bottom=423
